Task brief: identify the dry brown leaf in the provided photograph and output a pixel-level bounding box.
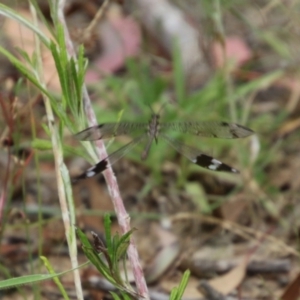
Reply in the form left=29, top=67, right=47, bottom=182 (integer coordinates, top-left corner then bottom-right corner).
left=220, top=195, right=249, bottom=222
left=144, top=241, right=180, bottom=284
left=154, top=222, right=178, bottom=247
left=276, top=118, right=300, bottom=138
left=208, top=258, right=248, bottom=295
left=280, top=272, right=300, bottom=300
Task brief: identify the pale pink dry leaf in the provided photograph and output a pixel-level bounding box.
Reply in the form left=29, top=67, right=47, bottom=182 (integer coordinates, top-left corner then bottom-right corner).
left=212, top=36, right=252, bottom=69
left=85, top=5, right=141, bottom=83
left=3, top=9, right=61, bottom=92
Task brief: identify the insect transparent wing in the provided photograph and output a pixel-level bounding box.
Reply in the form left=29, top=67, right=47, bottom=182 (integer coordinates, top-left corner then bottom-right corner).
left=73, top=135, right=147, bottom=182
left=160, top=121, right=254, bottom=139
left=160, top=134, right=239, bottom=173
left=74, top=122, right=148, bottom=141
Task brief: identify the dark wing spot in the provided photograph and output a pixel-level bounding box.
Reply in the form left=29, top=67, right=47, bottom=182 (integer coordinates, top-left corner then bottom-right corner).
left=72, top=159, right=108, bottom=183
left=90, top=159, right=108, bottom=175
left=220, top=121, right=229, bottom=127
left=195, top=155, right=214, bottom=168
left=215, top=162, right=239, bottom=173
left=195, top=155, right=239, bottom=173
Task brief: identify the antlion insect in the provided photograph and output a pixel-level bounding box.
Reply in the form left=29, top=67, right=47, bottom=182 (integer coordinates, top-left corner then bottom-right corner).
left=73, top=108, right=254, bottom=181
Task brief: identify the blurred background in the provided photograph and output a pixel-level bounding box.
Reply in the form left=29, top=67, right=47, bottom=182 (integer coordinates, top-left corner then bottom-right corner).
left=1, top=0, right=300, bottom=299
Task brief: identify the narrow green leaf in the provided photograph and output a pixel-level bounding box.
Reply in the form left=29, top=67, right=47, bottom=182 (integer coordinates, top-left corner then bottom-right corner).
left=0, top=262, right=88, bottom=291
left=76, top=227, right=92, bottom=248
left=15, top=47, right=32, bottom=65
left=56, top=24, right=68, bottom=67
left=41, top=123, right=51, bottom=136
left=77, top=228, right=115, bottom=283
left=121, top=292, right=133, bottom=300
left=234, top=70, right=284, bottom=100
left=40, top=256, right=70, bottom=300
left=261, top=32, right=291, bottom=58
left=115, top=230, right=133, bottom=260
left=170, top=287, right=178, bottom=300
left=59, top=121, right=64, bottom=140
left=117, top=229, right=133, bottom=247
left=50, top=41, right=68, bottom=108
left=77, top=45, right=87, bottom=86
left=0, top=274, right=56, bottom=290
left=0, top=47, right=53, bottom=101
left=29, top=0, right=56, bottom=39
left=104, top=214, right=113, bottom=254
left=82, top=246, right=112, bottom=280
left=111, top=233, right=119, bottom=268
left=115, top=240, right=130, bottom=263
left=69, top=58, right=80, bottom=114
left=75, top=46, right=87, bottom=118
left=48, top=0, right=59, bottom=26
left=171, top=270, right=190, bottom=300
left=110, top=291, right=121, bottom=300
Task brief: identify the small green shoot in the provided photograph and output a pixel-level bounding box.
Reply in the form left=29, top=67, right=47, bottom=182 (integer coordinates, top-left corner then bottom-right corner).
left=77, top=214, right=137, bottom=297
left=169, top=270, right=190, bottom=300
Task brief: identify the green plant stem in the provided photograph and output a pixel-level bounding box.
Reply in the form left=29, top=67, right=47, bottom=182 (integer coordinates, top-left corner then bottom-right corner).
left=30, top=2, right=83, bottom=300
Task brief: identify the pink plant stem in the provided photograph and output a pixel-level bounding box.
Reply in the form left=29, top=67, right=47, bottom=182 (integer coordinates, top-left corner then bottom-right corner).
left=58, top=1, right=149, bottom=298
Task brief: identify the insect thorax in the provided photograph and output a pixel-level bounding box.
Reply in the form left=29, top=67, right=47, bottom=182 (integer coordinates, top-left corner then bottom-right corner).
left=147, top=114, right=160, bottom=139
